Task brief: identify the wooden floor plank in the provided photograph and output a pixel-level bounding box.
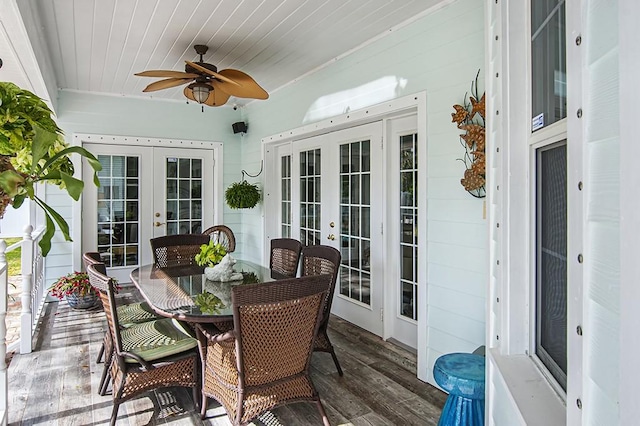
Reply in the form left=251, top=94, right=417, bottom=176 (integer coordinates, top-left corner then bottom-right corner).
left=8, top=299, right=445, bottom=425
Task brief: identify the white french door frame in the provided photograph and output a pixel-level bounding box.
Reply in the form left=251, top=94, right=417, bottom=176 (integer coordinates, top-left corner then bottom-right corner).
left=262, top=92, right=430, bottom=381
left=72, top=133, right=224, bottom=272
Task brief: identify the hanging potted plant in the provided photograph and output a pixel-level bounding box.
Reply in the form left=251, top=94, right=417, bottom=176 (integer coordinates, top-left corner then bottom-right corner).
left=225, top=180, right=261, bottom=209
left=0, top=82, right=101, bottom=255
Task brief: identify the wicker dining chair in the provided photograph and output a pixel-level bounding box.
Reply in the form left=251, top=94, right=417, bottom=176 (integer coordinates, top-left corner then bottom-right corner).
left=86, top=264, right=199, bottom=426
left=195, top=275, right=332, bottom=425
left=301, top=245, right=343, bottom=376
left=82, top=252, right=160, bottom=395
left=202, top=225, right=236, bottom=252
left=269, top=238, right=303, bottom=279
left=150, top=233, right=210, bottom=267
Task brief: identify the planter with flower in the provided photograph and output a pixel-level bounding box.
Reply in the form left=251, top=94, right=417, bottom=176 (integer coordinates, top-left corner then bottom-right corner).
left=0, top=82, right=101, bottom=256
left=49, top=271, right=98, bottom=309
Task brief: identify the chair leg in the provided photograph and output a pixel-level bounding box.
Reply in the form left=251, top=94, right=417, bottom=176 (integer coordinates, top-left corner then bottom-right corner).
left=96, top=342, right=104, bottom=364
left=316, top=398, right=331, bottom=426
left=200, top=394, right=208, bottom=419
left=98, top=362, right=110, bottom=395
left=99, top=349, right=114, bottom=395
left=110, top=402, right=120, bottom=426
left=330, top=348, right=343, bottom=377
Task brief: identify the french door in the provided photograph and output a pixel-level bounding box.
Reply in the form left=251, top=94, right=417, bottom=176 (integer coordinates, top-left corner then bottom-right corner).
left=291, top=122, right=384, bottom=336
left=82, top=143, right=216, bottom=283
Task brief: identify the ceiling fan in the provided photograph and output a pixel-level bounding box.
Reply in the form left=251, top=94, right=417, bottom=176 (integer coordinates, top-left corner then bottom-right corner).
left=134, top=45, right=268, bottom=107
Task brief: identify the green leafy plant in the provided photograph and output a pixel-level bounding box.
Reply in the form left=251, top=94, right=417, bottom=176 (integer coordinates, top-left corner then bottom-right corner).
left=49, top=271, right=94, bottom=299
left=0, top=82, right=101, bottom=255
left=194, top=241, right=228, bottom=267
left=194, top=291, right=225, bottom=314
left=225, top=180, right=260, bottom=209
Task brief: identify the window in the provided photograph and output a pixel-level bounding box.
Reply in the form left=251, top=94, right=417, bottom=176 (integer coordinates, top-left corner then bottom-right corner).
left=531, top=0, right=566, bottom=131
left=535, top=141, right=567, bottom=390
left=531, top=0, right=568, bottom=392
left=281, top=155, right=292, bottom=237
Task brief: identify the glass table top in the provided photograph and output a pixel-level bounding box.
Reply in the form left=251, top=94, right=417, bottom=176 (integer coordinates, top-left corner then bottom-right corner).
left=130, top=260, right=273, bottom=323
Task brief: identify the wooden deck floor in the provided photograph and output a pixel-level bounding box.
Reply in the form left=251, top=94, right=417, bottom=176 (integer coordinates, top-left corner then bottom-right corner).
left=8, top=287, right=445, bottom=425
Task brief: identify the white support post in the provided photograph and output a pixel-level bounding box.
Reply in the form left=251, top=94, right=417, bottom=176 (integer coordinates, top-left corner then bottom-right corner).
left=0, top=240, right=8, bottom=425
left=19, top=225, right=33, bottom=355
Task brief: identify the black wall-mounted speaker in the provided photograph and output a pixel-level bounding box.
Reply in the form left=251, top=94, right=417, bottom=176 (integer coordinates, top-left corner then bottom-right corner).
left=232, top=121, right=248, bottom=134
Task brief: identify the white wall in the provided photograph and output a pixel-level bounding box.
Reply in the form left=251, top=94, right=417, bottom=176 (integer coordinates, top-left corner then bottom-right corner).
left=48, top=91, right=242, bottom=284
left=583, top=0, right=620, bottom=423
left=242, top=0, right=487, bottom=384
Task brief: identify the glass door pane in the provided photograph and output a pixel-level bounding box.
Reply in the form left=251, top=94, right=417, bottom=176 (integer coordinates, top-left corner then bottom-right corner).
left=400, top=133, right=418, bottom=321
left=96, top=154, right=140, bottom=267
left=300, top=149, right=321, bottom=246
left=339, top=140, right=372, bottom=305
left=165, top=157, right=203, bottom=234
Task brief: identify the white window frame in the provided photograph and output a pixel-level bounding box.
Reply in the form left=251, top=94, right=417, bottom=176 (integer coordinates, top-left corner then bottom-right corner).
left=528, top=119, right=568, bottom=399
left=486, top=0, right=583, bottom=424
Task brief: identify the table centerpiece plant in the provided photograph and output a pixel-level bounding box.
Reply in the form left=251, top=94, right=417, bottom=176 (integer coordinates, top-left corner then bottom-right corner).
left=0, top=82, right=102, bottom=255
left=194, top=240, right=228, bottom=267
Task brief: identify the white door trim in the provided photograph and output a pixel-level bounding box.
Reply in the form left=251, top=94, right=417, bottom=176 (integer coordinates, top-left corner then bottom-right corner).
left=72, top=133, right=224, bottom=271
left=261, top=92, right=429, bottom=381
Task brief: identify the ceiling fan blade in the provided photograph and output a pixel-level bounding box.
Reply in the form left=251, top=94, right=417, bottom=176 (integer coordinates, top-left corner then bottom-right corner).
left=216, top=69, right=269, bottom=100
left=205, top=82, right=231, bottom=107
left=185, top=61, right=241, bottom=86
left=135, top=70, right=200, bottom=79
left=142, top=78, right=193, bottom=92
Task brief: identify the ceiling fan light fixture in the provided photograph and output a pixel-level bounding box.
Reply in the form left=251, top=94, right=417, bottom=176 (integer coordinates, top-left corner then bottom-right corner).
left=190, top=82, right=210, bottom=104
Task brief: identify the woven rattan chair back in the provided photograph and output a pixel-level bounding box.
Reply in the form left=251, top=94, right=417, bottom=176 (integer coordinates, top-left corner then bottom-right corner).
left=202, top=225, right=236, bottom=252
left=269, top=238, right=302, bottom=279
left=82, top=251, right=102, bottom=268
left=150, top=233, right=209, bottom=267
left=196, top=275, right=332, bottom=425
left=300, top=244, right=343, bottom=376
left=301, top=245, right=341, bottom=324
left=86, top=264, right=198, bottom=426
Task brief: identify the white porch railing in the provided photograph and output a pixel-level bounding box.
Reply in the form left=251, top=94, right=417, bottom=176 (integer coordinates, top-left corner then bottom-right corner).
left=3, top=225, right=46, bottom=355
left=0, top=225, right=45, bottom=426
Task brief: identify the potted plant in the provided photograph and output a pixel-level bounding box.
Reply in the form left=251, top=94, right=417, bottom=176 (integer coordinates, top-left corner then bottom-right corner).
left=225, top=180, right=260, bottom=209
left=0, top=82, right=101, bottom=255
left=195, top=240, right=228, bottom=281
left=195, top=240, right=228, bottom=267
left=49, top=271, right=98, bottom=309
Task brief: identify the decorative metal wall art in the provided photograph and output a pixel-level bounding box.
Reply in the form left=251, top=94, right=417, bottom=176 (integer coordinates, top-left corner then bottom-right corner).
left=451, top=71, right=486, bottom=198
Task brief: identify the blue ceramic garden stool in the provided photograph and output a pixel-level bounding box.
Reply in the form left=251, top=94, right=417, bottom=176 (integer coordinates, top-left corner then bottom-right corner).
left=433, top=353, right=485, bottom=426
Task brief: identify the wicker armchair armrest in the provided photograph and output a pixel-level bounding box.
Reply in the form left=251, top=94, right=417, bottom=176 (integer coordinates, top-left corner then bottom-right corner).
left=118, top=351, right=155, bottom=370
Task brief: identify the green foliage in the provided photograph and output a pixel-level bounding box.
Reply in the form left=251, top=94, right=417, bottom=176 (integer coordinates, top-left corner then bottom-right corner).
left=49, top=271, right=93, bottom=299
left=0, top=82, right=102, bottom=256
left=194, top=291, right=225, bottom=314
left=225, top=180, right=260, bottom=209
left=194, top=241, right=228, bottom=267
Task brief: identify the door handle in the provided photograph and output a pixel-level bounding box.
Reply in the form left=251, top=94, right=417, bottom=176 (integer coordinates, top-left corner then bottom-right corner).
left=154, top=221, right=165, bottom=227
left=327, top=233, right=336, bottom=241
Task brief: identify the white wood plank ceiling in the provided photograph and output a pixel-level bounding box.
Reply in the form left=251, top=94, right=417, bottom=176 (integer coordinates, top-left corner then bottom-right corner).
left=28, top=0, right=445, bottom=106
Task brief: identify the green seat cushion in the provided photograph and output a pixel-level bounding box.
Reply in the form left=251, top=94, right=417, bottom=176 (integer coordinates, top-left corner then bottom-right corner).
left=120, top=318, right=197, bottom=363
left=117, top=302, right=158, bottom=327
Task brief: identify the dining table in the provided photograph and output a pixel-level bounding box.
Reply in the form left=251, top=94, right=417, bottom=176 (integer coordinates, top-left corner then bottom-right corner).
left=129, top=259, right=274, bottom=325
